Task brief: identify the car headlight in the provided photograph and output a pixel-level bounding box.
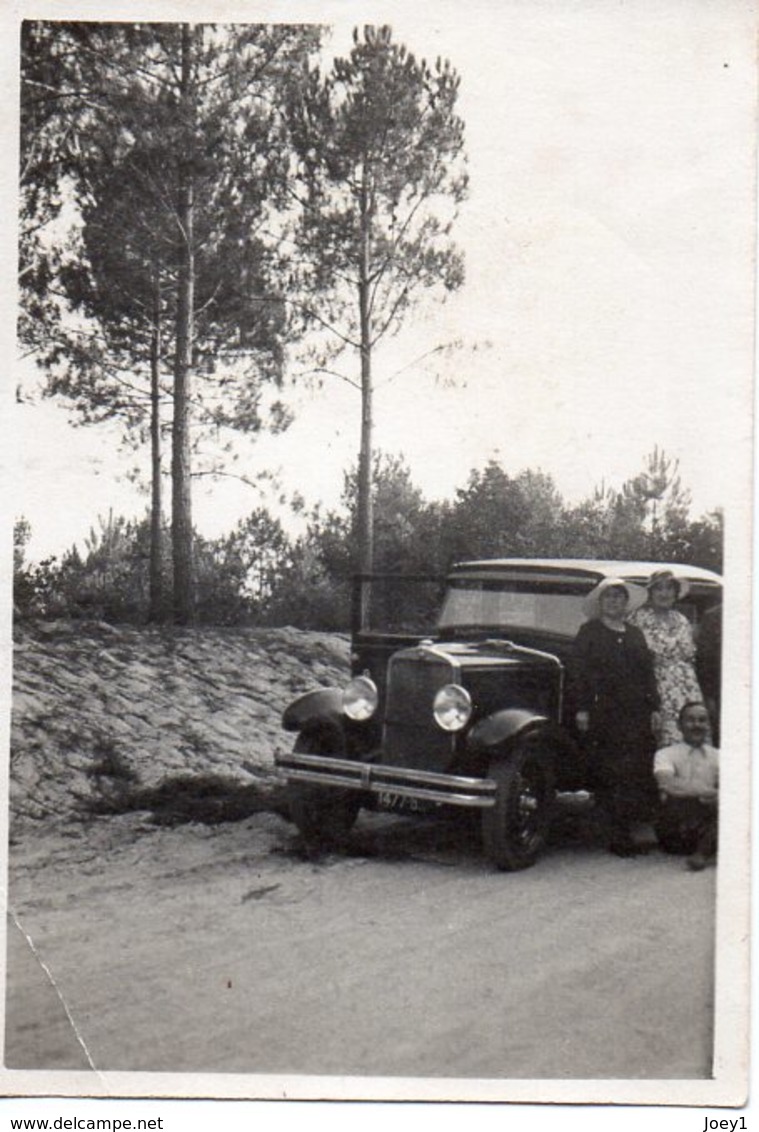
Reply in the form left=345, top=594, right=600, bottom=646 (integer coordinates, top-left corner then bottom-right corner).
left=343, top=675, right=379, bottom=721
left=433, top=684, right=472, bottom=732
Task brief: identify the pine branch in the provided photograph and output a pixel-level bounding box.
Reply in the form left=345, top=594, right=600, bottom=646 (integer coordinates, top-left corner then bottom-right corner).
left=189, top=469, right=265, bottom=489
left=293, top=365, right=360, bottom=391
left=288, top=299, right=360, bottom=349
left=69, top=34, right=180, bottom=96
left=370, top=283, right=410, bottom=348
left=367, top=192, right=427, bottom=315
left=376, top=341, right=460, bottom=388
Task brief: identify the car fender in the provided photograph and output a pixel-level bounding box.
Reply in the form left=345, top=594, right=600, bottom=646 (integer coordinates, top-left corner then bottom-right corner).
left=282, top=688, right=344, bottom=733
left=467, top=709, right=549, bottom=754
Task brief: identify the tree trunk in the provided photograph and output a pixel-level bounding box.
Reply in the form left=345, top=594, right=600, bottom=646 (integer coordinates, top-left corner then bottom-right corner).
left=171, top=24, right=197, bottom=625
left=148, top=274, right=164, bottom=623
left=356, top=171, right=373, bottom=628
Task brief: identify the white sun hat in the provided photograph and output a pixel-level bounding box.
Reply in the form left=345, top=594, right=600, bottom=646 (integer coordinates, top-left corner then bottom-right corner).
left=583, top=577, right=648, bottom=620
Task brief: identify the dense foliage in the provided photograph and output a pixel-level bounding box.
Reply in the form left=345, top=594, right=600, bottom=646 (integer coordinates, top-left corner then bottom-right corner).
left=14, top=449, right=722, bottom=628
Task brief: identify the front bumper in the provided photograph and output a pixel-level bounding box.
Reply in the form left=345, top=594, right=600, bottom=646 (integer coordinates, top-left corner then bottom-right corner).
left=275, top=751, right=497, bottom=809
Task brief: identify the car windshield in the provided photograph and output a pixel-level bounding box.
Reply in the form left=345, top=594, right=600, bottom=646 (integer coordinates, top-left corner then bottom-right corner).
left=438, top=580, right=589, bottom=636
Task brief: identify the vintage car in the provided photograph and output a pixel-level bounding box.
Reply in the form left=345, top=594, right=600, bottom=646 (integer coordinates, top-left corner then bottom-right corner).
left=276, top=559, right=722, bottom=870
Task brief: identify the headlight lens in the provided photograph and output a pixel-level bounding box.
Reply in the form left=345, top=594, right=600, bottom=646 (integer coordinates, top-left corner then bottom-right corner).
left=433, top=684, right=473, bottom=732
left=342, top=675, right=379, bottom=721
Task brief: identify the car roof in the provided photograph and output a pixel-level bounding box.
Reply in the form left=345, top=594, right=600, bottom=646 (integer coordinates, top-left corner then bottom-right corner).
left=449, top=558, right=721, bottom=587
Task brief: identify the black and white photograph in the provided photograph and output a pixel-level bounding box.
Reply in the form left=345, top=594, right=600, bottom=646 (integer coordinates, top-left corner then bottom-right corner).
left=1, top=0, right=754, bottom=1118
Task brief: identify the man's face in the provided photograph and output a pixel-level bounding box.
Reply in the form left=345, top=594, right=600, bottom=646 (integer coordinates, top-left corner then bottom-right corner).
left=680, top=705, right=711, bottom=746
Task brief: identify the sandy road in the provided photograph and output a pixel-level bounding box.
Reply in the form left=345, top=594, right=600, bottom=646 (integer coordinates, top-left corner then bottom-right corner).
left=5, top=809, right=715, bottom=1084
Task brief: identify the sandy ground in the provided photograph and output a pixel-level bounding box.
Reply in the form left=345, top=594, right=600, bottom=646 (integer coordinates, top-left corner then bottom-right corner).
left=6, top=808, right=716, bottom=1083
left=4, top=620, right=717, bottom=1090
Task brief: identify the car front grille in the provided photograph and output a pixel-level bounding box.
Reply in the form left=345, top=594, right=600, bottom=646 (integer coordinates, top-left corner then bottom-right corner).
left=382, top=650, right=457, bottom=768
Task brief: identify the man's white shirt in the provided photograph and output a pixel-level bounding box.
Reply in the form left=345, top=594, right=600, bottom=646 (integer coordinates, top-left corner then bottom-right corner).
left=653, top=742, right=719, bottom=795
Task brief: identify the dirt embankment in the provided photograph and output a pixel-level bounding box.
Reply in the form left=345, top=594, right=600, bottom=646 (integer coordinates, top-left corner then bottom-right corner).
left=6, top=621, right=720, bottom=1085
left=9, top=620, right=350, bottom=833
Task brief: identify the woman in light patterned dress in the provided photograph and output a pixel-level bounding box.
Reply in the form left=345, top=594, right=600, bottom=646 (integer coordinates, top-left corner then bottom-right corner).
left=629, top=569, right=705, bottom=748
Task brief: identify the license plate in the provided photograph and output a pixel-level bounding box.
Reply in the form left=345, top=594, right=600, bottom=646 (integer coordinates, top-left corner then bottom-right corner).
left=377, top=791, right=431, bottom=814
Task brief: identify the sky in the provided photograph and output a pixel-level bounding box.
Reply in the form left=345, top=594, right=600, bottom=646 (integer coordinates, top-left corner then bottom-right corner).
left=7, top=0, right=757, bottom=562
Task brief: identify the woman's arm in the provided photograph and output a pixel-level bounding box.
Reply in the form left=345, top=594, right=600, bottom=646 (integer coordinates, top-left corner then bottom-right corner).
left=571, top=623, right=594, bottom=729
left=675, top=611, right=697, bottom=661
left=629, top=624, right=661, bottom=710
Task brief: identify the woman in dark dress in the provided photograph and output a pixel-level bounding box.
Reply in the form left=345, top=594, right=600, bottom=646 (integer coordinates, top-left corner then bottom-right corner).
left=573, top=578, right=661, bottom=857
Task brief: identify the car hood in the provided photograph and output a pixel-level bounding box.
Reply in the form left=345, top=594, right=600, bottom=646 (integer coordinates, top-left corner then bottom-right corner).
left=396, top=639, right=560, bottom=671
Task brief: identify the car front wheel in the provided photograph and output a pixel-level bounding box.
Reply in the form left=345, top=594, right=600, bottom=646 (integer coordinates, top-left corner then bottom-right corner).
left=288, top=731, right=361, bottom=848
left=481, top=732, right=556, bottom=871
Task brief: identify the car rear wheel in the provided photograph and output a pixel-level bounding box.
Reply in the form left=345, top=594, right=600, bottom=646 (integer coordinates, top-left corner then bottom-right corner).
left=288, top=731, right=361, bottom=848
left=482, top=732, right=556, bottom=870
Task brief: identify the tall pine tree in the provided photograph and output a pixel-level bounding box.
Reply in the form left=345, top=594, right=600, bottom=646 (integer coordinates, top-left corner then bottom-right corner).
left=287, top=26, right=468, bottom=616
left=20, top=21, right=321, bottom=622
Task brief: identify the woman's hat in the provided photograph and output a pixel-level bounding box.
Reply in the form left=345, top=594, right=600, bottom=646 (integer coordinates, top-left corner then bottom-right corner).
left=583, top=577, right=647, bottom=620
left=646, top=569, right=690, bottom=600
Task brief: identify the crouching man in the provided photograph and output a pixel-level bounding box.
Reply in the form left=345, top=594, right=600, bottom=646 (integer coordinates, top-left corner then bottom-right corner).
left=654, top=701, right=719, bottom=872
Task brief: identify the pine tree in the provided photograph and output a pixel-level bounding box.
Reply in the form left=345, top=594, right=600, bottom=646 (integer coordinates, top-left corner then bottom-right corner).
left=288, top=26, right=468, bottom=618
left=19, top=21, right=321, bottom=622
